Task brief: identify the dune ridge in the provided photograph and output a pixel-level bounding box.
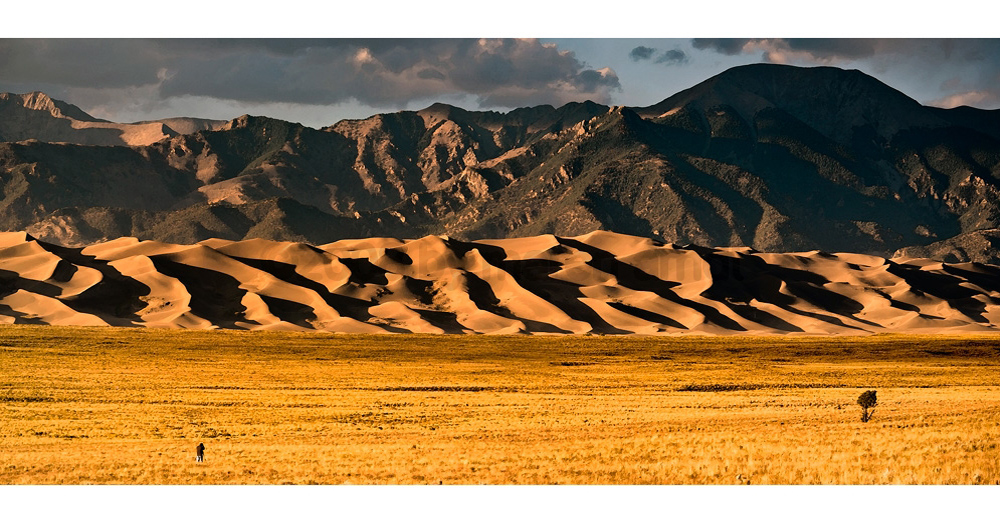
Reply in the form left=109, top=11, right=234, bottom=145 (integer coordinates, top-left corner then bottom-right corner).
left=2, top=230, right=1000, bottom=334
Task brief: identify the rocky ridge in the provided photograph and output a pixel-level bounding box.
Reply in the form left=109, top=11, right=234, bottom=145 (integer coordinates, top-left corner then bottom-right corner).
left=1, top=64, right=1000, bottom=262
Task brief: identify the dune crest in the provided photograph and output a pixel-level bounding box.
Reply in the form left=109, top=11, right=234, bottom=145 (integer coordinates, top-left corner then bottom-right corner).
left=1, top=231, right=999, bottom=334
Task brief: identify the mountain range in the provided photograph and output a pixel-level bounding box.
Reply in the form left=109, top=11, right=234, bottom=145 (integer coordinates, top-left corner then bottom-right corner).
left=2, top=64, right=1000, bottom=262
left=0, top=91, right=225, bottom=146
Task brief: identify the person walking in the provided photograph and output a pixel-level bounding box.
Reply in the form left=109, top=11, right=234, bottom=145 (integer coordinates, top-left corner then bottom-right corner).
left=196, top=442, right=206, bottom=462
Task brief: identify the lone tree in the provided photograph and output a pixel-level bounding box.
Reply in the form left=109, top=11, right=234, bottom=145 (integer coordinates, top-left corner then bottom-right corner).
left=857, top=390, right=877, bottom=422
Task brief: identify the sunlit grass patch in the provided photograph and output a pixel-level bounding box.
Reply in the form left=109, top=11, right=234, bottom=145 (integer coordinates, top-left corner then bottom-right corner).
left=1, top=325, right=999, bottom=484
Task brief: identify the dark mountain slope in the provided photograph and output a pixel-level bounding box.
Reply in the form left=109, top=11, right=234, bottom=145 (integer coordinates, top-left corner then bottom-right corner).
left=3, top=64, right=1000, bottom=261
left=636, top=63, right=950, bottom=143
left=894, top=228, right=1000, bottom=264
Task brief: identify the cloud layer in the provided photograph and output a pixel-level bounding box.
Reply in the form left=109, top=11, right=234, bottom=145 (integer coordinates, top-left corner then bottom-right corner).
left=628, top=46, right=688, bottom=66
left=691, top=38, right=916, bottom=63
left=0, top=39, right=621, bottom=112
left=4, top=38, right=1000, bottom=123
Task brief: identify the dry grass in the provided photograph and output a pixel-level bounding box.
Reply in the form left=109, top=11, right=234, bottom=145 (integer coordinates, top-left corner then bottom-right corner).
left=2, top=326, right=999, bottom=484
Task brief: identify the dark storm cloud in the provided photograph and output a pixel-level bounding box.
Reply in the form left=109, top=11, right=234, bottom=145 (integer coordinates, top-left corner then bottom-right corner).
left=692, top=38, right=889, bottom=61
left=0, top=39, right=164, bottom=88
left=655, top=49, right=688, bottom=65
left=780, top=39, right=882, bottom=60
left=442, top=39, right=619, bottom=104
left=629, top=46, right=655, bottom=61
left=417, top=68, right=446, bottom=80
left=0, top=38, right=620, bottom=109
left=630, top=46, right=687, bottom=66
left=691, top=38, right=1000, bottom=64
left=691, top=38, right=749, bottom=55
left=693, top=38, right=877, bottom=60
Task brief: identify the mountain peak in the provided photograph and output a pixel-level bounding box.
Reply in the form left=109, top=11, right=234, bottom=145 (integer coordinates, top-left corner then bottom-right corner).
left=416, top=102, right=480, bottom=127
left=224, top=114, right=295, bottom=130
left=636, top=63, right=945, bottom=143
left=0, top=91, right=232, bottom=146
left=0, top=91, right=104, bottom=122
left=18, top=91, right=57, bottom=110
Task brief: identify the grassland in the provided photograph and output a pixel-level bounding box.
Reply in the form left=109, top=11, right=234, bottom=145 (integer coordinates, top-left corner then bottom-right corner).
left=2, top=325, right=999, bottom=484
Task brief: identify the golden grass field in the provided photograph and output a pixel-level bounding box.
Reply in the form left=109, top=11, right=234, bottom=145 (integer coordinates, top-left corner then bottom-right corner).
left=2, top=325, right=999, bottom=484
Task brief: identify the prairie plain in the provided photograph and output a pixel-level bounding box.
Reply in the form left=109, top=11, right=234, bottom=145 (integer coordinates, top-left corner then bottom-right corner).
left=1, top=325, right=999, bottom=484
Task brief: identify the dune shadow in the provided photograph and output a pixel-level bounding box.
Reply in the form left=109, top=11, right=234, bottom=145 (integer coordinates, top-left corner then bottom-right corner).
left=605, top=301, right=687, bottom=329
left=441, top=237, right=478, bottom=259
left=888, top=262, right=979, bottom=300
left=49, top=259, right=78, bottom=283
left=558, top=238, right=744, bottom=331
left=776, top=303, right=869, bottom=332
left=0, top=268, right=64, bottom=298
left=339, top=257, right=389, bottom=286
left=723, top=302, right=804, bottom=332
left=411, top=308, right=469, bottom=333
left=467, top=242, right=509, bottom=265
left=229, top=256, right=374, bottom=321
left=498, top=257, right=631, bottom=334
left=258, top=295, right=316, bottom=327
left=889, top=262, right=990, bottom=322
left=0, top=302, right=49, bottom=325
left=462, top=271, right=570, bottom=333
left=149, top=256, right=252, bottom=329
left=942, top=263, right=1000, bottom=293
left=30, top=241, right=152, bottom=324
left=694, top=249, right=882, bottom=329
left=382, top=248, right=413, bottom=265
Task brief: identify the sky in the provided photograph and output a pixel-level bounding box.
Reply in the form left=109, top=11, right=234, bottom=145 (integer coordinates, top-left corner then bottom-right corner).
left=2, top=4, right=999, bottom=130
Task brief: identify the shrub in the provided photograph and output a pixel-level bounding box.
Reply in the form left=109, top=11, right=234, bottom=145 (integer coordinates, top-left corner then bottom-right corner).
left=857, top=390, right=878, bottom=422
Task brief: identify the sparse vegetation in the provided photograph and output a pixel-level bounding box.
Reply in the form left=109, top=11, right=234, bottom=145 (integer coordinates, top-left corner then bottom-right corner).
left=858, top=390, right=878, bottom=422
left=2, top=325, right=1000, bottom=484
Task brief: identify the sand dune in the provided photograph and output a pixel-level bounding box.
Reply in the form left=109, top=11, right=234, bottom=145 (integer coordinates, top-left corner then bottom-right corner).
left=2, top=230, right=1000, bottom=334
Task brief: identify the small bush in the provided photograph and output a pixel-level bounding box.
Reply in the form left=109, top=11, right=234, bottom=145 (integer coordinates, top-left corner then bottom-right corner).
left=857, top=390, right=878, bottom=422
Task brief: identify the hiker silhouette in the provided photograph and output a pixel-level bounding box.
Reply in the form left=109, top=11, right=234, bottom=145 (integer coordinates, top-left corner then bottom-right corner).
left=196, top=443, right=206, bottom=462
